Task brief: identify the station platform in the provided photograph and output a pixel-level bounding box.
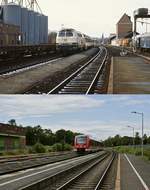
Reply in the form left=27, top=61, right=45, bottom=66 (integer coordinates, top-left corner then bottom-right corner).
left=116, top=154, right=150, bottom=190
left=109, top=55, right=150, bottom=94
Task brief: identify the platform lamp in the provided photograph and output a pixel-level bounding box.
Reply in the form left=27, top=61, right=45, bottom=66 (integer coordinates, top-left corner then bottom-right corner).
left=131, top=111, right=144, bottom=157
left=127, top=125, right=135, bottom=148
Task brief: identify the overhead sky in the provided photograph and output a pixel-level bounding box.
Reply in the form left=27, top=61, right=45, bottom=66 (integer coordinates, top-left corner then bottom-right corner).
left=0, top=95, right=149, bottom=141
left=38, top=0, right=150, bottom=37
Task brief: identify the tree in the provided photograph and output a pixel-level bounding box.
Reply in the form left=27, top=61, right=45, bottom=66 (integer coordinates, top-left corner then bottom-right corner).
left=121, top=136, right=131, bottom=146
left=112, top=135, right=121, bottom=146
left=8, top=119, right=17, bottom=126
left=55, top=129, right=66, bottom=144
left=26, top=126, right=36, bottom=145
left=147, top=136, right=150, bottom=144
left=65, top=130, right=74, bottom=145
left=143, top=134, right=148, bottom=145
left=134, top=132, right=141, bottom=145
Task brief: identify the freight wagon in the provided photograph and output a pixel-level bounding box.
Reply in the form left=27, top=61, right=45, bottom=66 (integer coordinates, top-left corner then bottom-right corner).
left=0, top=44, right=56, bottom=58
left=0, top=21, right=20, bottom=46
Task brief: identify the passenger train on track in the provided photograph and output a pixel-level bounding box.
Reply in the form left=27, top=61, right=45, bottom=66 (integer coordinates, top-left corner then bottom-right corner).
left=74, top=135, right=102, bottom=152
left=56, top=28, right=98, bottom=53
left=133, top=33, right=150, bottom=52
left=0, top=28, right=99, bottom=59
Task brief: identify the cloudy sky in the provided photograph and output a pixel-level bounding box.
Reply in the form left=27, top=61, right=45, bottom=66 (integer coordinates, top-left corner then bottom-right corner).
left=37, top=0, right=150, bottom=37
left=0, top=95, right=150, bottom=140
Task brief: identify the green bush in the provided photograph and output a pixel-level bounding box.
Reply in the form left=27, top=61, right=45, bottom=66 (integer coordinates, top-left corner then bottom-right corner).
left=52, top=143, right=63, bottom=152
left=134, top=150, right=142, bottom=156
left=28, top=147, right=36, bottom=154
left=64, top=144, right=73, bottom=151
left=33, top=143, right=46, bottom=153
left=48, top=147, right=53, bottom=152
left=144, top=149, right=150, bottom=160
left=51, top=143, right=73, bottom=152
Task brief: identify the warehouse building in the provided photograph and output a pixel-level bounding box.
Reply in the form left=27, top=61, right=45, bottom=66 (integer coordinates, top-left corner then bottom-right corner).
left=0, top=21, right=20, bottom=46
left=0, top=123, right=26, bottom=151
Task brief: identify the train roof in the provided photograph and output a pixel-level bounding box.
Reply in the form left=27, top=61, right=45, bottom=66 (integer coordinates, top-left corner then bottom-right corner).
left=75, top=135, right=89, bottom=138
left=58, top=28, right=75, bottom=31
left=136, top=33, right=150, bottom=38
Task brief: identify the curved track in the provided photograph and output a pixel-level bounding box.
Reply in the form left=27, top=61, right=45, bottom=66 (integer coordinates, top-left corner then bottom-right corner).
left=48, top=46, right=108, bottom=94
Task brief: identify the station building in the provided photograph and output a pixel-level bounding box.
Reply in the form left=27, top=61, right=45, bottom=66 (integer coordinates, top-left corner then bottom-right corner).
left=111, top=13, right=133, bottom=47
left=0, top=123, right=26, bottom=151
left=117, top=13, right=133, bottom=38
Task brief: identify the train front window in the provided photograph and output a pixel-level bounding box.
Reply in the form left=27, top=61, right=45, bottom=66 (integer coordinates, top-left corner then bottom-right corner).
left=66, top=31, right=73, bottom=37
left=59, top=31, right=66, bottom=37
left=76, top=137, right=87, bottom=144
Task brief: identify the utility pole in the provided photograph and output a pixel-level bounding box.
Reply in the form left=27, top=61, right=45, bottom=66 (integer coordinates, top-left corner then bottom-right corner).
left=131, top=111, right=144, bottom=157
left=127, top=126, right=135, bottom=148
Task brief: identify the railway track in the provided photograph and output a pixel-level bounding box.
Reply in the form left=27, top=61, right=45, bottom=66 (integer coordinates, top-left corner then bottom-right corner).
left=48, top=46, right=108, bottom=94
left=56, top=152, right=116, bottom=190
left=0, top=55, right=63, bottom=76
left=18, top=151, right=117, bottom=190
left=0, top=152, right=79, bottom=175
left=0, top=151, right=75, bottom=163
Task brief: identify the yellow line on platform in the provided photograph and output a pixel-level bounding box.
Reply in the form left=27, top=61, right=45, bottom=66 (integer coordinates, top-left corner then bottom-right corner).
left=107, top=56, right=113, bottom=94
left=115, top=154, right=120, bottom=190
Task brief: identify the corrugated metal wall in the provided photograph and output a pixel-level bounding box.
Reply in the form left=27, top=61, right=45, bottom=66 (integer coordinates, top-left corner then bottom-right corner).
left=1, top=3, right=48, bottom=45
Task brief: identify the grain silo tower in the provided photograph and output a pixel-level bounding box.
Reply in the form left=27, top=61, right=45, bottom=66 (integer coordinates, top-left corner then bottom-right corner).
left=3, top=3, right=21, bottom=27
left=1, top=0, right=48, bottom=45
left=21, top=7, right=28, bottom=44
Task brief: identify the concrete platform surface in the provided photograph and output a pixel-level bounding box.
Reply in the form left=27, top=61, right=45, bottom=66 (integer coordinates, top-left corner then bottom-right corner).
left=113, top=56, right=150, bottom=94
left=120, top=154, right=150, bottom=190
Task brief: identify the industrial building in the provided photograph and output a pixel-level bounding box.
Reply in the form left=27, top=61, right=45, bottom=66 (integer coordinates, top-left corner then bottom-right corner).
left=117, top=13, right=133, bottom=38
left=0, top=21, right=20, bottom=45
left=0, top=123, right=26, bottom=151
left=110, top=13, right=133, bottom=46
left=0, top=1, right=48, bottom=45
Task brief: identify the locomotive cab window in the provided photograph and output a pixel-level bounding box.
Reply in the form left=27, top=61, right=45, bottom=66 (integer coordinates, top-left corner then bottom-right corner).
left=66, top=31, right=73, bottom=37
left=59, top=31, right=66, bottom=37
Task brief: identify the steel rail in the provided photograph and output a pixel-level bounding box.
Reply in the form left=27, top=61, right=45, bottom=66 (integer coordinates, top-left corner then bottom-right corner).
left=94, top=152, right=116, bottom=190
left=56, top=152, right=111, bottom=190
left=48, top=47, right=102, bottom=94
left=86, top=47, right=108, bottom=94
left=19, top=152, right=107, bottom=190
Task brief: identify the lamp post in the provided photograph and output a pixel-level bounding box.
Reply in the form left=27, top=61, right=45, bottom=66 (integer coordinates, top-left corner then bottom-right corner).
left=127, top=125, right=135, bottom=147
left=131, top=111, right=144, bottom=156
